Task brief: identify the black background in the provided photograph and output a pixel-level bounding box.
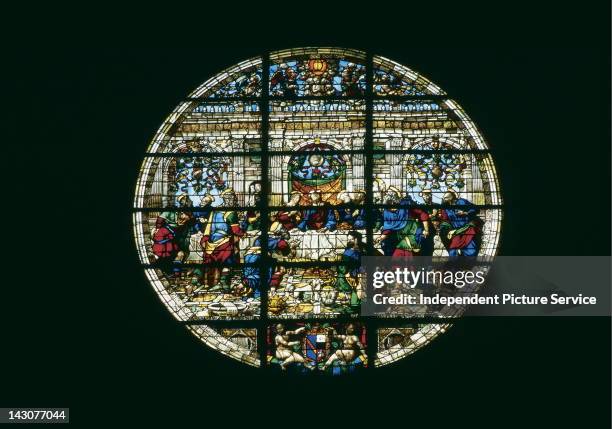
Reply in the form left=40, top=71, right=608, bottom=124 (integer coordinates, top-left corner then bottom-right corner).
left=5, top=5, right=611, bottom=427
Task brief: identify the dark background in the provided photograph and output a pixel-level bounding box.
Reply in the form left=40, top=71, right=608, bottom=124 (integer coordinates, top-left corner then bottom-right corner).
left=5, top=6, right=610, bottom=427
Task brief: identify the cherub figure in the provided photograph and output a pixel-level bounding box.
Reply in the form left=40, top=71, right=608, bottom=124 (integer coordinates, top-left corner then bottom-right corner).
left=322, top=324, right=366, bottom=370
left=274, top=324, right=311, bottom=371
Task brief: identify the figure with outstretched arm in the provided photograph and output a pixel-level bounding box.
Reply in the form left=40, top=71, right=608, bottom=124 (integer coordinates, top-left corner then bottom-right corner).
left=336, top=190, right=366, bottom=230
left=276, top=191, right=302, bottom=231
left=274, top=324, right=312, bottom=371
left=322, top=324, right=366, bottom=370
left=199, top=189, right=245, bottom=289
left=374, top=188, right=430, bottom=257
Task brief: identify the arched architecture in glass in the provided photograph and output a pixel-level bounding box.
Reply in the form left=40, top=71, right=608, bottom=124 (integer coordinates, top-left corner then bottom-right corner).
left=133, top=47, right=502, bottom=373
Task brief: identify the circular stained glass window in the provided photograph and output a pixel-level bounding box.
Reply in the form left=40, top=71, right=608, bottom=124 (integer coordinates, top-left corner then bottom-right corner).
left=133, top=48, right=502, bottom=374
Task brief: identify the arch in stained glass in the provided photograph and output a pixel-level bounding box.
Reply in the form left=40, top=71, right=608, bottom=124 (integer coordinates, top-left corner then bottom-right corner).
left=133, top=47, right=503, bottom=372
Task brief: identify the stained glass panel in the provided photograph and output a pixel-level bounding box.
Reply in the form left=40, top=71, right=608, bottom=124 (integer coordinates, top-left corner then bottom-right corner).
left=266, top=322, right=367, bottom=374
left=268, top=266, right=365, bottom=319
left=371, top=208, right=501, bottom=258
left=270, top=99, right=365, bottom=151
left=373, top=55, right=445, bottom=96
left=269, top=48, right=367, bottom=97
left=371, top=151, right=502, bottom=205
left=374, top=100, right=492, bottom=150
left=203, top=58, right=262, bottom=98
left=136, top=154, right=262, bottom=209
left=268, top=152, right=365, bottom=206
left=133, top=47, right=503, bottom=371
left=376, top=324, right=450, bottom=366
left=187, top=327, right=260, bottom=366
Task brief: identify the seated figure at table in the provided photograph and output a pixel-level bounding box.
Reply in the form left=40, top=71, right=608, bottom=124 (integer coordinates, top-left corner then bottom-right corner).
left=246, top=181, right=262, bottom=232
left=297, top=190, right=337, bottom=232
left=151, top=215, right=180, bottom=267
left=276, top=191, right=302, bottom=231
left=336, top=190, right=366, bottom=230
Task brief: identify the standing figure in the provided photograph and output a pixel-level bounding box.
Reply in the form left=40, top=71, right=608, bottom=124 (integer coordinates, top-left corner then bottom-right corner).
left=375, top=188, right=430, bottom=257
left=335, top=233, right=364, bottom=312
left=154, top=194, right=194, bottom=276
left=418, top=189, right=436, bottom=257
left=200, top=189, right=245, bottom=288
left=242, top=222, right=291, bottom=298
left=372, top=178, right=387, bottom=231
left=322, top=324, right=366, bottom=371
left=437, top=191, right=483, bottom=257
left=274, top=324, right=311, bottom=371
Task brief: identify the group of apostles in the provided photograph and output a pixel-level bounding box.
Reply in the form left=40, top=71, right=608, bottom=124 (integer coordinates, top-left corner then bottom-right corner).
left=151, top=183, right=483, bottom=298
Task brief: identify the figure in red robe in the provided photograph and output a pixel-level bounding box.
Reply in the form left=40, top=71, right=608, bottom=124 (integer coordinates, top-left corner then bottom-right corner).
left=297, top=190, right=337, bottom=231
left=436, top=191, right=482, bottom=257
left=152, top=217, right=179, bottom=260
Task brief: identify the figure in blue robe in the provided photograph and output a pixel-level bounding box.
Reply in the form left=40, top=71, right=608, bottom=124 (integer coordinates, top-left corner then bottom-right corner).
left=242, top=236, right=290, bottom=298
left=438, top=192, right=482, bottom=257
left=338, top=207, right=366, bottom=229
left=378, top=196, right=429, bottom=256
left=378, top=198, right=410, bottom=256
